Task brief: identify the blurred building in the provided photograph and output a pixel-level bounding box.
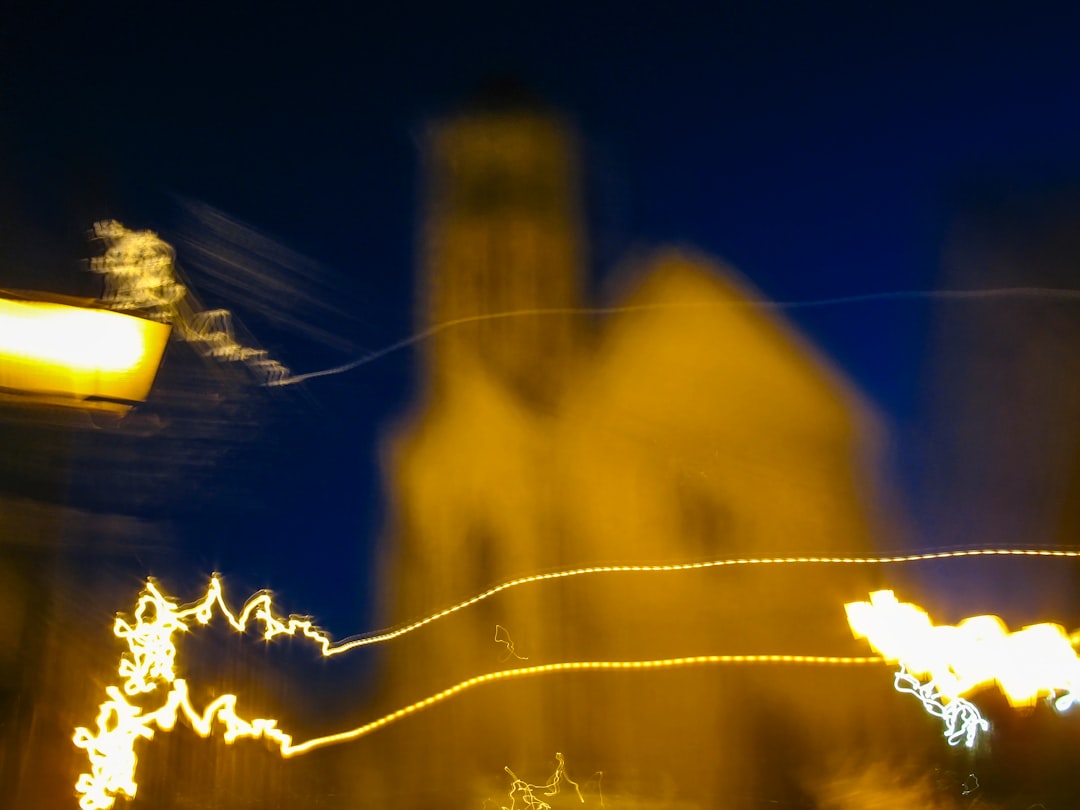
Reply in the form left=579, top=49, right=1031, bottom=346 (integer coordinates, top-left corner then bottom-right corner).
left=375, top=97, right=905, bottom=808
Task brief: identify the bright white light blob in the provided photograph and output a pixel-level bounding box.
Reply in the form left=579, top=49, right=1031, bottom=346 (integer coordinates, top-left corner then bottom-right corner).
left=0, top=299, right=145, bottom=371
left=0, top=295, right=170, bottom=404
left=847, top=589, right=1080, bottom=747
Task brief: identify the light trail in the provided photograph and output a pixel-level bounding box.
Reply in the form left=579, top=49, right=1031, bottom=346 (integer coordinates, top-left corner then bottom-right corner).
left=502, top=752, right=584, bottom=810
left=83, top=219, right=1080, bottom=388
left=892, top=665, right=989, bottom=748
left=846, top=589, right=1080, bottom=747
left=91, top=220, right=289, bottom=384
left=333, top=548, right=1080, bottom=652
left=495, top=625, right=528, bottom=661
left=281, top=655, right=884, bottom=757
left=270, top=287, right=1080, bottom=385
left=74, top=550, right=1080, bottom=809
left=72, top=575, right=882, bottom=810
left=77, top=655, right=880, bottom=810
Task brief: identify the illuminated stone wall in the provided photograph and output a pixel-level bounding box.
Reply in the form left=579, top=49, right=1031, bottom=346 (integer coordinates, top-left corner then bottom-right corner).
left=375, top=105, right=906, bottom=808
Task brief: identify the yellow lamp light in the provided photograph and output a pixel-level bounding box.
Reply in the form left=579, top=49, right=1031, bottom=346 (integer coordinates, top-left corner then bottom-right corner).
left=0, top=292, right=171, bottom=407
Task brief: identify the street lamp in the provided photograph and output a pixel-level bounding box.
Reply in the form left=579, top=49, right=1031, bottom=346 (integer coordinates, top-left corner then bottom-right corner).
left=0, top=290, right=170, bottom=410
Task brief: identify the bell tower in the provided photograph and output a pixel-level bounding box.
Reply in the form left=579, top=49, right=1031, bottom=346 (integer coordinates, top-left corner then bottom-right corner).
left=419, top=87, right=584, bottom=402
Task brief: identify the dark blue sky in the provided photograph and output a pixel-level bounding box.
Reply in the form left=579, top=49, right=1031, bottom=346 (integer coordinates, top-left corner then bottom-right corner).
left=4, top=3, right=1080, bottom=630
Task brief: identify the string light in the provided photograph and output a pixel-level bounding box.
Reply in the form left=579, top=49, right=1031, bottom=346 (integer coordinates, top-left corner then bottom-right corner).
left=331, top=548, right=1080, bottom=653
left=75, top=550, right=1080, bottom=809
left=74, top=574, right=885, bottom=809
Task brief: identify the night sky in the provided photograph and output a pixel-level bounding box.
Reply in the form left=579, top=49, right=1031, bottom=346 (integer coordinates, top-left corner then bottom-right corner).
left=4, top=4, right=1080, bottom=631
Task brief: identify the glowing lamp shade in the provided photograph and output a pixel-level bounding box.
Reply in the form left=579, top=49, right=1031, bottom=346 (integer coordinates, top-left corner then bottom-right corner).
left=0, top=296, right=170, bottom=406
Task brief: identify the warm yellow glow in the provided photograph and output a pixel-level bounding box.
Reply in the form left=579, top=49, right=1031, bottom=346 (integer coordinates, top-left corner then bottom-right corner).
left=0, top=296, right=170, bottom=403
left=0, top=299, right=144, bottom=371
left=847, top=589, right=1080, bottom=708
left=75, top=552, right=1080, bottom=809
left=73, top=571, right=889, bottom=810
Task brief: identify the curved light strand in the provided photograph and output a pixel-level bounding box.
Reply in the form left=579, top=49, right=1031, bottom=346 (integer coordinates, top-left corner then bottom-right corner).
left=74, top=549, right=1080, bottom=809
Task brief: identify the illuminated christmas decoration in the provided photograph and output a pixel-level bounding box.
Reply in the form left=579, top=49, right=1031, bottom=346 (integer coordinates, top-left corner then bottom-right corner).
left=74, top=572, right=890, bottom=809
left=91, top=220, right=289, bottom=384
left=846, top=589, right=1080, bottom=746
left=295, top=547, right=1080, bottom=651
left=74, top=552, right=1080, bottom=809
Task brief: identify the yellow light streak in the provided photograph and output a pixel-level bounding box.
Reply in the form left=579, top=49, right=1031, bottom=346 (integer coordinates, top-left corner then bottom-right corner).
left=329, top=548, right=1080, bottom=653
left=74, top=572, right=887, bottom=810
left=74, top=550, right=1080, bottom=809
left=280, top=655, right=882, bottom=758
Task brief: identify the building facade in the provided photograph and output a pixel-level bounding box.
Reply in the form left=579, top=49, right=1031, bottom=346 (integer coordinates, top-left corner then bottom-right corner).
left=374, top=102, right=908, bottom=808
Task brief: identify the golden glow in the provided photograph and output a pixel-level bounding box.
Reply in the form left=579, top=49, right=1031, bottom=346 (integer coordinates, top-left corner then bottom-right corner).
left=0, top=296, right=170, bottom=403
left=74, top=572, right=889, bottom=810
left=846, top=589, right=1080, bottom=708
left=75, top=553, right=1080, bottom=808
left=0, top=299, right=145, bottom=371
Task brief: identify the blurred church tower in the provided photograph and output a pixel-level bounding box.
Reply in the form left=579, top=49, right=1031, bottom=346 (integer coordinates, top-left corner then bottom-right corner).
left=371, top=91, right=904, bottom=808
left=420, top=81, right=584, bottom=403
left=371, top=88, right=592, bottom=805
